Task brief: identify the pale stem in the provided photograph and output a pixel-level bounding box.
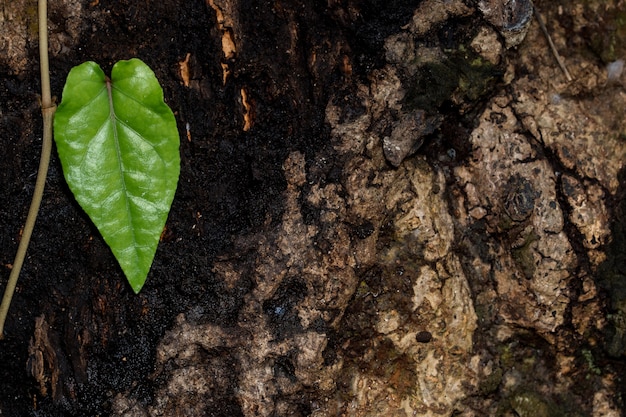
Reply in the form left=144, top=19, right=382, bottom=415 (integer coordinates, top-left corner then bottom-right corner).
left=0, top=0, right=56, bottom=339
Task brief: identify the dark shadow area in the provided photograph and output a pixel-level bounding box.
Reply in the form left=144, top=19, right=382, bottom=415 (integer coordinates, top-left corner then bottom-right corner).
left=596, top=165, right=626, bottom=409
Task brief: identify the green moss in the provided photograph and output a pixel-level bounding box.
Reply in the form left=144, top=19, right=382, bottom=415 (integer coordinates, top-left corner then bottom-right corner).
left=511, top=232, right=539, bottom=279
left=586, top=7, right=626, bottom=63
left=499, top=344, right=514, bottom=368
left=26, top=2, right=39, bottom=38
left=509, top=391, right=566, bottom=417
left=404, top=48, right=502, bottom=113
left=455, top=54, right=501, bottom=101
left=355, top=280, right=372, bottom=298
left=581, top=348, right=602, bottom=376
left=497, top=215, right=516, bottom=231
left=404, top=60, right=459, bottom=111
left=478, top=367, right=503, bottom=395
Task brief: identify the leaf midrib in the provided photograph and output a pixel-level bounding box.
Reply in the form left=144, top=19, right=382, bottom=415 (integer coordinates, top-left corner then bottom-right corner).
left=105, top=77, right=140, bottom=259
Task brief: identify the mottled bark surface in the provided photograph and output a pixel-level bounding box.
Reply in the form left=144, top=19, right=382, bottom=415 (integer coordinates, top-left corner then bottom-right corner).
left=1, top=0, right=625, bottom=415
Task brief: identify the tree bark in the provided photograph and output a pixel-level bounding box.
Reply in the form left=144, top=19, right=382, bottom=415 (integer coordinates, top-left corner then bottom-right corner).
left=0, top=0, right=625, bottom=415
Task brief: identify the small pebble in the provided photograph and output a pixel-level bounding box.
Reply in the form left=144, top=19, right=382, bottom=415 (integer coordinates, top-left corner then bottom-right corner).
left=415, top=331, right=433, bottom=343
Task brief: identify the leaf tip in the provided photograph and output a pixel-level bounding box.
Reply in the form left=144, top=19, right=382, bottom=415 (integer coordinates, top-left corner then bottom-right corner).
left=131, top=280, right=145, bottom=294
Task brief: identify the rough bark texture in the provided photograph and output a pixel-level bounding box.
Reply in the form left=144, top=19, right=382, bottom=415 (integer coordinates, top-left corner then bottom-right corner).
left=1, top=0, right=625, bottom=415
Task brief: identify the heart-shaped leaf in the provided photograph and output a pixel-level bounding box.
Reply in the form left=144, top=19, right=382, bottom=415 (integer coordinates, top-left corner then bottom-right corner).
left=54, top=59, right=180, bottom=293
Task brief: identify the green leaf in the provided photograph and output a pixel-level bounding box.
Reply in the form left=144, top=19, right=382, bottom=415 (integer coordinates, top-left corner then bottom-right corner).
left=54, top=59, right=180, bottom=293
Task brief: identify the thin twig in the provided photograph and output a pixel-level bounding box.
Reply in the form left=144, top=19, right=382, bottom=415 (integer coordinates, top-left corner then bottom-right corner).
left=534, top=6, right=573, bottom=82
left=0, top=0, right=56, bottom=339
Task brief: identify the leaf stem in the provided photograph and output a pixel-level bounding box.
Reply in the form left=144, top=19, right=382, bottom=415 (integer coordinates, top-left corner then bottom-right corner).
left=0, top=0, right=56, bottom=339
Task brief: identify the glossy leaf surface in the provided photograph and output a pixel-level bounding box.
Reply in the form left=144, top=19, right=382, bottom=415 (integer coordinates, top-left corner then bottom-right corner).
left=54, top=59, right=180, bottom=293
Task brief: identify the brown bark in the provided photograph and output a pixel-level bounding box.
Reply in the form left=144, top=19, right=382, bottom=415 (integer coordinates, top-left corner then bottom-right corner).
left=1, top=0, right=625, bottom=415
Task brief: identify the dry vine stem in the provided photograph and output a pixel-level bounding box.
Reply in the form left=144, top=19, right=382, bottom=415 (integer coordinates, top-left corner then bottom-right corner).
left=0, top=0, right=56, bottom=339
left=534, top=6, right=573, bottom=82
